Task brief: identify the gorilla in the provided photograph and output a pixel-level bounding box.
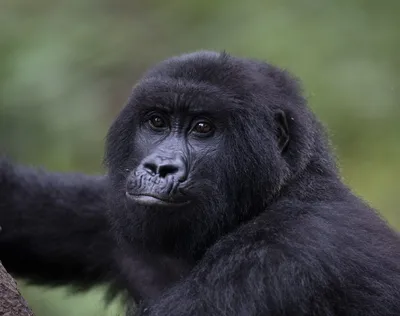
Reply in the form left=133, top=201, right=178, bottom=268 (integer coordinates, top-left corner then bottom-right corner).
left=0, top=51, right=399, bottom=316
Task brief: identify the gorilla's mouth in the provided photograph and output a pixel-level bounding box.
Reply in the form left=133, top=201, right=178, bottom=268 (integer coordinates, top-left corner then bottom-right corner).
left=125, top=192, right=191, bottom=207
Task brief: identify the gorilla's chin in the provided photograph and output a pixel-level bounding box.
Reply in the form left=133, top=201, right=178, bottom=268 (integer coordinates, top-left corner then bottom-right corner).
left=126, top=192, right=191, bottom=208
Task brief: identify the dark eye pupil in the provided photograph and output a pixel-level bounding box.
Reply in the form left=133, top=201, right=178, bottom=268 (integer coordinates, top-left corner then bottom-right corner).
left=195, top=122, right=211, bottom=133
left=149, top=116, right=165, bottom=128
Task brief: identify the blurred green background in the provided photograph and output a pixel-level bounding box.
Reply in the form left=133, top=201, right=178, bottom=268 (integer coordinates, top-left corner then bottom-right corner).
left=0, top=0, right=399, bottom=315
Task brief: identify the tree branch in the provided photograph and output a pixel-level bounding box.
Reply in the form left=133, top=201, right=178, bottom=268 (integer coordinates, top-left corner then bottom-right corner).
left=0, top=261, right=34, bottom=316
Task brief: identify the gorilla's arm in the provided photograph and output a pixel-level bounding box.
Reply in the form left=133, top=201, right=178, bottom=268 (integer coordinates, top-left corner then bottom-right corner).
left=137, top=202, right=400, bottom=316
left=0, top=159, right=194, bottom=301
left=0, top=158, right=115, bottom=289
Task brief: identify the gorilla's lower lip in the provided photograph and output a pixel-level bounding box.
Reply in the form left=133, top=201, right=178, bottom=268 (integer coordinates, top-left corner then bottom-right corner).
left=126, top=192, right=190, bottom=207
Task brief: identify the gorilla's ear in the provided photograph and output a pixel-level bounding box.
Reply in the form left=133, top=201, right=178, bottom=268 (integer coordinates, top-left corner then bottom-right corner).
left=274, top=110, right=290, bottom=153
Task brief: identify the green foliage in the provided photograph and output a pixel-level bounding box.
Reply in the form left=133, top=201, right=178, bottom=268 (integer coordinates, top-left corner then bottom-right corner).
left=1, top=0, right=399, bottom=315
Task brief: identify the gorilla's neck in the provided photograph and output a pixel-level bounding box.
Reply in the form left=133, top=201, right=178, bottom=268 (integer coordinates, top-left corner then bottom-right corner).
left=278, top=152, right=351, bottom=205
left=117, top=201, right=233, bottom=261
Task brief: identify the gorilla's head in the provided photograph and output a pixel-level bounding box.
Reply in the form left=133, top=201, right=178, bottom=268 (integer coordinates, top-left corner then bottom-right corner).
left=105, top=51, right=331, bottom=258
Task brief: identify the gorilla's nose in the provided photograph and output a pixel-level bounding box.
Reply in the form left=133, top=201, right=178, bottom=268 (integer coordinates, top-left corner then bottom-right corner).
left=141, top=154, right=187, bottom=181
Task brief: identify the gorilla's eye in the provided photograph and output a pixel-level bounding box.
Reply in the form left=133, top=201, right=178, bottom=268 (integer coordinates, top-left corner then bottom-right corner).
left=193, top=122, right=213, bottom=135
left=148, top=115, right=167, bottom=130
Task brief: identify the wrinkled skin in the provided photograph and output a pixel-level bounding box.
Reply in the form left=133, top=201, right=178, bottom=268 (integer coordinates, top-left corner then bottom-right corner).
left=1, top=51, right=400, bottom=316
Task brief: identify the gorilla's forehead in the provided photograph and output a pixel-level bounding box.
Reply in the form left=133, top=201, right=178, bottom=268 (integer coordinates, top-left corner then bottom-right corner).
left=130, top=77, right=246, bottom=115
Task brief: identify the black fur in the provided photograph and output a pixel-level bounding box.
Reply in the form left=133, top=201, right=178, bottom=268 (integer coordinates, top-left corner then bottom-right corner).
left=1, top=51, right=400, bottom=316
left=0, top=159, right=113, bottom=289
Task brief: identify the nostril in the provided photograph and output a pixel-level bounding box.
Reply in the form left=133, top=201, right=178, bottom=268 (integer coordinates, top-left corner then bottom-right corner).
left=141, top=156, right=187, bottom=179
left=143, top=162, right=157, bottom=175
left=158, top=164, right=179, bottom=178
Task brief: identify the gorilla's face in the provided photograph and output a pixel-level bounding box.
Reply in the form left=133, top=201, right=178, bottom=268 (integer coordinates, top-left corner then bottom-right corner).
left=124, top=81, right=228, bottom=210
left=104, top=52, right=294, bottom=256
